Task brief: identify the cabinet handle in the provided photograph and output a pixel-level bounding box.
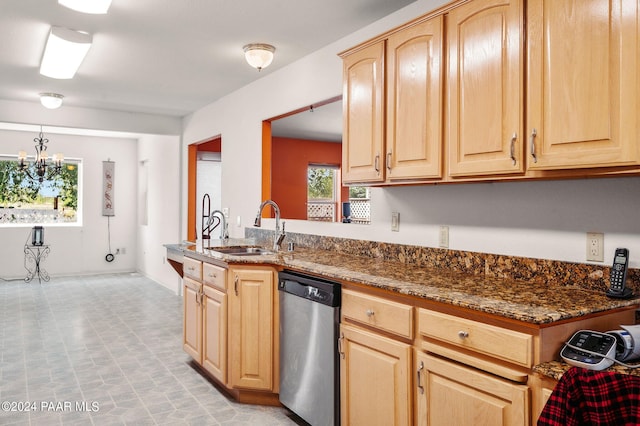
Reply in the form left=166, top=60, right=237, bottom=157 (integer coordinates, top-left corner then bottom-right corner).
left=530, top=128, right=538, bottom=163
left=417, top=361, right=425, bottom=395
left=366, top=309, right=375, bottom=318
left=374, top=154, right=380, bottom=173
left=338, top=333, right=345, bottom=359
left=234, top=275, right=239, bottom=296
left=386, top=152, right=392, bottom=171
left=510, top=132, right=517, bottom=166
left=458, top=330, right=469, bottom=339
left=196, top=287, right=203, bottom=305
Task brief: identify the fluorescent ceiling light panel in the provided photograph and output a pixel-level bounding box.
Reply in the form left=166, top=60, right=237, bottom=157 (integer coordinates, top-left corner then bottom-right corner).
left=58, top=0, right=112, bottom=14
left=40, top=27, right=93, bottom=79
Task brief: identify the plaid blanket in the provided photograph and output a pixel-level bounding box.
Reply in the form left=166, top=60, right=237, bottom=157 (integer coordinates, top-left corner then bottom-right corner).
left=538, top=367, right=640, bottom=425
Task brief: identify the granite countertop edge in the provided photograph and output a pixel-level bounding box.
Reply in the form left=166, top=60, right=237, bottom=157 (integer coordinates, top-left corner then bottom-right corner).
left=166, top=242, right=640, bottom=326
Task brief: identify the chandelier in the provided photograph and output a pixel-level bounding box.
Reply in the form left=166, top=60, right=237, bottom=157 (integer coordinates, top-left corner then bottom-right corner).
left=18, top=127, right=64, bottom=183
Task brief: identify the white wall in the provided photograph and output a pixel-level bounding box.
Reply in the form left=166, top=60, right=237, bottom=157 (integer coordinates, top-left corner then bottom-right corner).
left=0, top=128, right=138, bottom=279
left=137, top=135, right=182, bottom=293
left=181, top=0, right=640, bottom=269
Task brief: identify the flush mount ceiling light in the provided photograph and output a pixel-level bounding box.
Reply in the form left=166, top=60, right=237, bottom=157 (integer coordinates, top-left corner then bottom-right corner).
left=39, top=93, right=64, bottom=109
left=40, top=26, right=93, bottom=79
left=243, top=43, right=275, bottom=71
left=58, top=0, right=112, bottom=14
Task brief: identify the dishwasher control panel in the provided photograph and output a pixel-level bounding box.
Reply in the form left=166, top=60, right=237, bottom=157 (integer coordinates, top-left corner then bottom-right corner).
left=278, top=271, right=341, bottom=307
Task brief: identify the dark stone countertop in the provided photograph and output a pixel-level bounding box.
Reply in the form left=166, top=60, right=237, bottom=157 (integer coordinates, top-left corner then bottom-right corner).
left=166, top=241, right=640, bottom=326
left=533, top=360, right=640, bottom=381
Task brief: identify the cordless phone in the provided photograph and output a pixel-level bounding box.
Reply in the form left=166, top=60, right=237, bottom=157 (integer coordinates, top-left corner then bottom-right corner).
left=606, top=248, right=633, bottom=299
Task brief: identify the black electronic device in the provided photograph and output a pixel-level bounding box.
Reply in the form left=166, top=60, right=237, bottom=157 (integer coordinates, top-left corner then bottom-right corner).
left=560, top=330, right=617, bottom=370
left=31, top=226, right=44, bottom=246
left=606, top=248, right=632, bottom=299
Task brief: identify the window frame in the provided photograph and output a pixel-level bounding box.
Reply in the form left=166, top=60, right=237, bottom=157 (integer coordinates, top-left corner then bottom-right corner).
left=0, top=154, right=83, bottom=227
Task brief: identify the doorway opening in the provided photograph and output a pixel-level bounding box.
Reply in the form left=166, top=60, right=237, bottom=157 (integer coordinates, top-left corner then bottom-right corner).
left=187, top=136, right=221, bottom=242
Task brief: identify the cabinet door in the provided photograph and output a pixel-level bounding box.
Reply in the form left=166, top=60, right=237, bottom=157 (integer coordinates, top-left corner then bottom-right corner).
left=386, top=16, right=443, bottom=181
left=415, top=352, right=528, bottom=426
left=527, top=0, right=639, bottom=170
left=228, top=267, right=275, bottom=391
left=342, top=41, right=385, bottom=184
left=446, top=0, right=524, bottom=177
left=202, top=285, right=226, bottom=384
left=340, top=324, right=412, bottom=426
left=183, top=277, right=202, bottom=362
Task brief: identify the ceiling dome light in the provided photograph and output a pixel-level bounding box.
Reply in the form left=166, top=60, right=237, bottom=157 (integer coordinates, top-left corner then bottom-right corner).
left=58, top=0, right=112, bottom=14
left=243, top=43, right=275, bottom=71
left=40, top=93, right=64, bottom=109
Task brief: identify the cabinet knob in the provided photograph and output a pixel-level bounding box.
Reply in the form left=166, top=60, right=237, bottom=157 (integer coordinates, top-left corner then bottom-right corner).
left=366, top=309, right=375, bottom=318
left=458, top=330, right=469, bottom=339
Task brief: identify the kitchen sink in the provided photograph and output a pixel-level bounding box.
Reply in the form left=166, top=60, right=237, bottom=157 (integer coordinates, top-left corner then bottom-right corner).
left=208, top=246, right=274, bottom=256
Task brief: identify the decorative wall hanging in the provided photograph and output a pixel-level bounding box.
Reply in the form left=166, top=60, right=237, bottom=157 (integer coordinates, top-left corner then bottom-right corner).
left=102, top=160, right=115, bottom=216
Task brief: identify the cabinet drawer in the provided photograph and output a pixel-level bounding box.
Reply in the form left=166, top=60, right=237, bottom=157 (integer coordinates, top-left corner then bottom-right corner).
left=419, top=309, right=532, bottom=367
left=183, top=257, right=202, bottom=281
left=342, top=289, right=413, bottom=339
left=203, top=263, right=226, bottom=291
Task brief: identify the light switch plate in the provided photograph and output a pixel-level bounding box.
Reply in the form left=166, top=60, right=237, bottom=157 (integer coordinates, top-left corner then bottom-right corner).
left=439, top=226, right=449, bottom=248
left=391, top=212, right=400, bottom=232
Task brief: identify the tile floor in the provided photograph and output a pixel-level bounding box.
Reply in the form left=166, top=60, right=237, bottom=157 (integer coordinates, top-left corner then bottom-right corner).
left=0, top=273, right=300, bottom=425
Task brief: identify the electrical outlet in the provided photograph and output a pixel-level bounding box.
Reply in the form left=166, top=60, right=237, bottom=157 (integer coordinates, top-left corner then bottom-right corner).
left=222, top=207, right=229, bottom=218
left=391, top=212, right=400, bottom=232
left=439, top=226, right=449, bottom=248
left=586, top=232, right=604, bottom=262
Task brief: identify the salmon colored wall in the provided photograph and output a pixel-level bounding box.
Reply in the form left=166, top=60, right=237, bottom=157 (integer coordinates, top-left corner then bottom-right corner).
left=199, top=139, right=221, bottom=152
left=271, top=137, right=348, bottom=220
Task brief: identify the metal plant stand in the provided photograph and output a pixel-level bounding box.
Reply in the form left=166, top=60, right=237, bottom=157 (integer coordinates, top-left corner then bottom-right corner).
left=24, top=244, right=50, bottom=284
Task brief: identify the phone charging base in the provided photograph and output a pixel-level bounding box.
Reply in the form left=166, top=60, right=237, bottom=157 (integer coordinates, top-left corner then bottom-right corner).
left=606, top=287, right=634, bottom=299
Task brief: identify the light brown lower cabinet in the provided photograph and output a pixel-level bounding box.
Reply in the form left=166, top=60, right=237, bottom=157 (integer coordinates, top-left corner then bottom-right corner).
left=228, top=265, right=278, bottom=393
left=182, top=276, right=203, bottom=361
left=339, top=286, right=637, bottom=425
left=415, top=352, right=529, bottom=426
left=202, top=284, right=226, bottom=383
left=339, top=323, right=412, bottom=426
left=182, top=258, right=280, bottom=404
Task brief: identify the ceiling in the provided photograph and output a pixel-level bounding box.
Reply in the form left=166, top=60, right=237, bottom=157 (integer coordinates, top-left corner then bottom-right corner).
left=271, top=99, right=343, bottom=143
left=0, top=0, right=415, bottom=119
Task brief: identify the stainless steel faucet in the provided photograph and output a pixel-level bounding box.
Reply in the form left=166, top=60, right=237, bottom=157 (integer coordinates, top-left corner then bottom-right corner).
left=254, top=199, right=285, bottom=251
left=206, top=210, right=229, bottom=240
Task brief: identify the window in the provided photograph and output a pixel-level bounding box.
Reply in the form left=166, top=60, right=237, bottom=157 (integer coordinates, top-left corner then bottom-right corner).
left=307, top=165, right=339, bottom=222
left=348, top=186, right=370, bottom=224
left=0, top=156, right=80, bottom=225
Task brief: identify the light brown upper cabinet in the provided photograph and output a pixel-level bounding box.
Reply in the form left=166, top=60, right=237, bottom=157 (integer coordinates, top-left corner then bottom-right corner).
left=341, top=15, right=444, bottom=185
left=386, top=16, right=444, bottom=181
left=342, top=42, right=385, bottom=184
left=526, top=0, right=639, bottom=170
left=341, top=0, right=640, bottom=186
left=446, top=0, right=525, bottom=178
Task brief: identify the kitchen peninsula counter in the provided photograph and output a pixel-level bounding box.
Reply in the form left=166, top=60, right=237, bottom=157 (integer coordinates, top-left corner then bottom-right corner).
left=167, top=242, right=640, bottom=326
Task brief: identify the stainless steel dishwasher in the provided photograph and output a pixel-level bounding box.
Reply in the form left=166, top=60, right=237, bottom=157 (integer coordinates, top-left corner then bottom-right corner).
left=278, top=270, right=341, bottom=426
